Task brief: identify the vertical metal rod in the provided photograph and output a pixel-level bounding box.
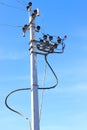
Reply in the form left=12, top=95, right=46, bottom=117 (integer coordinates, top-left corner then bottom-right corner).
left=29, top=16, right=40, bottom=130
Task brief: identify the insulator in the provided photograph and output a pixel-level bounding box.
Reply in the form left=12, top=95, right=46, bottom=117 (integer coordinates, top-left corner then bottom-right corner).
left=28, top=2, right=32, bottom=6
left=49, top=44, right=55, bottom=52
left=64, top=35, right=67, bottom=39
left=32, top=13, right=35, bottom=17
left=34, top=9, right=37, bottom=15
left=43, top=35, right=47, bottom=40
left=37, top=44, right=40, bottom=49
left=57, top=36, right=61, bottom=43
left=22, top=27, right=25, bottom=32
left=46, top=41, right=50, bottom=46
left=40, top=39, right=43, bottom=43
left=53, top=43, right=57, bottom=49
left=27, top=2, right=32, bottom=11
left=49, top=36, right=53, bottom=41
left=22, top=24, right=28, bottom=32
left=26, top=6, right=29, bottom=10
left=37, top=26, right=40, bottom=31
left=35, top=8, right=40, bottom=16
left=24, top=24, right=28, bottom=27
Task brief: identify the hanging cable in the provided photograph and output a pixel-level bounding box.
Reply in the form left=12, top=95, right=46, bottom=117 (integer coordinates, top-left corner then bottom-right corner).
left=4, top=54, right=58, bottom=114
left=38, top=54, right=58, bottom=90
left=5, top=54, right=58, bottom=130
left=5, top=54, right=58, bottom=120
left=5, top=88, right=30, bottom=120
left=5, top=87, right=32, bottom=130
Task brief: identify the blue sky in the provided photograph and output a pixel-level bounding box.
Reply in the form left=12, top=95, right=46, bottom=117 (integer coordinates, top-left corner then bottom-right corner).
left=0, top=0, right=87, bottom=130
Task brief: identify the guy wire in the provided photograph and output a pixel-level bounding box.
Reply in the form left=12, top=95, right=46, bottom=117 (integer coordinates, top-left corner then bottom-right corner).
left=39, top=59, right=47, bottom=121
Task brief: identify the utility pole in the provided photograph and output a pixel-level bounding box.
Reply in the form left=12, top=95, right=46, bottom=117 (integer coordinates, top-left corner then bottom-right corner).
left=23, top=2, right=40, bottom=130
left=29, top=8, right=40, bottom=130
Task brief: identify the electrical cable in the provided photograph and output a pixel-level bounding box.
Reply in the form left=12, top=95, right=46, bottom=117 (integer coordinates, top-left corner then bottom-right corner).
left=16, top=0, right=27, bottom=6
left=0, top=1, right=25, bottom=11
left=5, top=88, right=30, bottom=120
left=5, top=53, right=58, bottom=130
left=38, top=54, right=58, bottom=90
left=5, top=87, right=32, bottom=130
left=5, top=54, right=58, bottom=116
left=0, top=24, right=22, bottom=28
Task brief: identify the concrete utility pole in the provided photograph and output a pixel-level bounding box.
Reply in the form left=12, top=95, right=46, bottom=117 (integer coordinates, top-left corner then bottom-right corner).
left=22, top=2, right=41, bottom=130
left=25, top=2, right=40, bottom=130
left=29, top=11, right=40, bottom=130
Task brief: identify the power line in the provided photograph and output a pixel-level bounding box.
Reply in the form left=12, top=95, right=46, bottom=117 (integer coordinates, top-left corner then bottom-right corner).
left=16, top=0, right=27, bottom=6
left=0, top=23, right=22, bottom=28
left=0, top=1, right=25, bottom=11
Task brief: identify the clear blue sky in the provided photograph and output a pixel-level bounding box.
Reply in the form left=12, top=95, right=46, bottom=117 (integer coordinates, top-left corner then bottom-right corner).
left=0, top=0, right=87, bottom=130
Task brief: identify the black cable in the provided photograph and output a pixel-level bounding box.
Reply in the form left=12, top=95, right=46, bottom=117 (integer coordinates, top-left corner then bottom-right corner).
left=5, top=88, right=30, bottom=120
left=5, top=54, right=58, bottom=120
left=38, top=54, right=58, bottom=90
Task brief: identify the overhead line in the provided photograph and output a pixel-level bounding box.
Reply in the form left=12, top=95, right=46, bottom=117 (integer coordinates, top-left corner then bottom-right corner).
left=16, top=0, right=27, bottom=6
left=0, top=1, right=25, bottom=11
left=0, top=24, right=22, bottom=28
